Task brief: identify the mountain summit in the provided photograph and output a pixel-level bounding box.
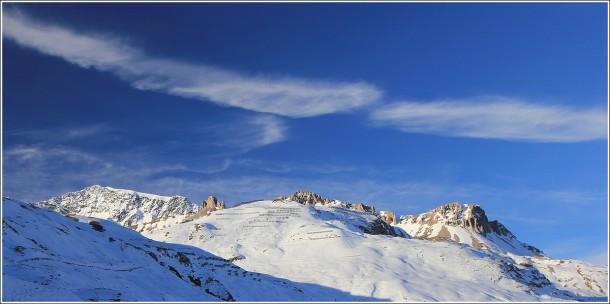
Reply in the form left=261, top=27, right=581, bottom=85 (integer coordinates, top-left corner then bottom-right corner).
left=33, top=186, right=231, bottom=228
left=34, top=185, right=200, bottom=227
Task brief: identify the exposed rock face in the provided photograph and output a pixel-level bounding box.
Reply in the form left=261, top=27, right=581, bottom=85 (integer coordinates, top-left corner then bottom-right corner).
left=34, top=185, right=199, bottom=227
left=463, top=204, right=491, bottom=235
left=359, top=218, right=399, bottom=237
left=380, top=211, right=397, bottom=225
left=490, top=220, right=511, bottom=236
left=490, top=220, right=545, bottom=256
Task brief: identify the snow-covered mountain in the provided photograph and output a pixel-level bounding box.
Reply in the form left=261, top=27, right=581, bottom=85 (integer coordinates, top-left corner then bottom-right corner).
left=2, top=197, right=375, bottom=302
left=396, top=202, right=545, bottom=257
left=33, top=185, right=224, bottom=227
left=4, top=187, right=608, bottom=302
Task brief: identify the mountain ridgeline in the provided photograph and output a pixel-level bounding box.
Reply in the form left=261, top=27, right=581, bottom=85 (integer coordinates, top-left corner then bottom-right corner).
left=4, top=186, right=607, bottom=302
left=35, top=187, right=541, bottom=254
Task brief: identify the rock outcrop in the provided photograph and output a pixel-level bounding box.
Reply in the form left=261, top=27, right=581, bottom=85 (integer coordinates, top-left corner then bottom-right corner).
left=273, top=195, right=287, bottom=202
left=203, top=195, right=225, bottom=213
left=353, top=203, right=376, bottom=214
left=380, top=210, right=397, bottom=225
left=288, top=190, right=324, bottom=205
left=283, top=190, right=378, bottom=216
left=182, top=195, right=225, bottom=223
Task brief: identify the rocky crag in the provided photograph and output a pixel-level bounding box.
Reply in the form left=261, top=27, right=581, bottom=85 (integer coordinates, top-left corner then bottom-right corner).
left=397, top=202, right=545, bottom=256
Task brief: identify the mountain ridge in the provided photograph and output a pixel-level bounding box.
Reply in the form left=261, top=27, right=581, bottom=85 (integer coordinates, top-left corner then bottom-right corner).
left=33, top=187, right=553, bottom=257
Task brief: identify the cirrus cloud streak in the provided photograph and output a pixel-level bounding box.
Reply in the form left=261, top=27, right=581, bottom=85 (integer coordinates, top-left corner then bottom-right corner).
left=2, top=10, right=381, bottom=118
left=370, top=97, right=607, bottom=142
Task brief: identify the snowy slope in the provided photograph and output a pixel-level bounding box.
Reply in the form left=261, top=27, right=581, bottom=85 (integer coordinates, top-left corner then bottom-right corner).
left=142, top=198, right=608, bottom=302
left=2, top=197, right=377, bottom=302
left=34, top=185, right=200, bottom=227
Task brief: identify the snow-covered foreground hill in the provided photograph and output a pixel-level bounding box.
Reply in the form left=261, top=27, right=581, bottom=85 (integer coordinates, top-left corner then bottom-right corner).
left=3, top=186, right=608, bottom=302
left=2, top=197, right=378, bottom=302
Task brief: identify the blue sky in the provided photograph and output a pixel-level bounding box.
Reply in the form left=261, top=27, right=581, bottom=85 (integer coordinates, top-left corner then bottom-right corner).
left=2, top=2, right=608, bottom=264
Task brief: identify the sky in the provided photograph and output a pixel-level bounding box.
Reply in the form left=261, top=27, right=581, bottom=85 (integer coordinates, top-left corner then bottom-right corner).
left=1, top=2, right=608, bottom=264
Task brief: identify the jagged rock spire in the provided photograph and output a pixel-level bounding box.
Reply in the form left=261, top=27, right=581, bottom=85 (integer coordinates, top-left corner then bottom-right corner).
left=203, top=195, right=225, bottom=210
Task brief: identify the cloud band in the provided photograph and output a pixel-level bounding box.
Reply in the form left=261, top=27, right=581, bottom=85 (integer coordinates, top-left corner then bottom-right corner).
left=370, top=97, right=607, bottom=142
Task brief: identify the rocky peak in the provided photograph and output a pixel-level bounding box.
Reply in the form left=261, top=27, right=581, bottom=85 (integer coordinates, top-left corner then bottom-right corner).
left=401, top=202, right=491, bottom=236
left=203, top=195, right=225, bottom=210
left=283, top=190, right=380, bottom=216
left=288, top=190, right=324, bottom=205
left=397, top=202, right=545, bottom=256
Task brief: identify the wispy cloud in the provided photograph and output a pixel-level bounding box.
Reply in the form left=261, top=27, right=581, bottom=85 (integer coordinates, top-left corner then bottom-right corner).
left=2, top=10, right=382, bottom=118
left=7, top=124, right=116, bottom=143
left=242, top=115, right=287, bottom=147
left=201, top=114, right=288, bottom=152
left=370, top=97, right=607, bottom=142
left=2, top=144, right=234, bottom=202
